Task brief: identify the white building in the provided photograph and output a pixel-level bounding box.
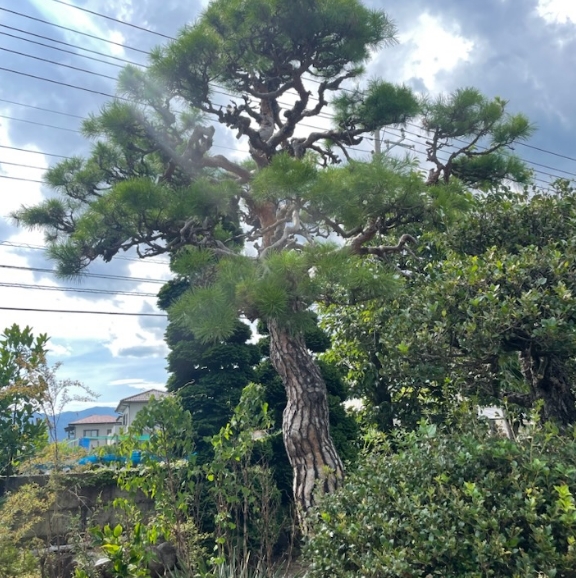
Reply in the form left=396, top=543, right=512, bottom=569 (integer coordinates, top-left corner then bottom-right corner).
left=65, top=389, right=169, bottom=449
left=114, top=389, right=170, bottom=431
left=65, top=414, right=120, bottom=449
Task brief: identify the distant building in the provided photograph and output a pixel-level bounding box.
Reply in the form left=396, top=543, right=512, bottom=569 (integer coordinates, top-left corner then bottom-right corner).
left=64, top=415, right=120, bottom=449
left=65, top=389, right=170, bottom=449
left=114, top=389, right=170, bottom=431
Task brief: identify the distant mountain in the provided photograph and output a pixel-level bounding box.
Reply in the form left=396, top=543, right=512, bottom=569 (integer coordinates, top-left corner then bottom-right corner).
left=45, top=406, right=120, bottom=443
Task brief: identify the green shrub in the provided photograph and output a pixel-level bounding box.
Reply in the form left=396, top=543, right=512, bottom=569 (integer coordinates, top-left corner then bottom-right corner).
left=305, top=421, right=576, bottom=578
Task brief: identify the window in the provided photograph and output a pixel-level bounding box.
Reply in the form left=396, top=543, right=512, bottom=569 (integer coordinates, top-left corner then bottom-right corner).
left=83, top=429, right=99, bottom=437
left=106, top=429, right=112, bottom=436
left=67, top=428, right=75, bottom=439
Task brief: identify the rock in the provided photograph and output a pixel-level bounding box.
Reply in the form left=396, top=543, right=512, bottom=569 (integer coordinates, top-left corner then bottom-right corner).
left=149, top=541, right=178, bottom=577
left=94, top=557, right=114, bottom=578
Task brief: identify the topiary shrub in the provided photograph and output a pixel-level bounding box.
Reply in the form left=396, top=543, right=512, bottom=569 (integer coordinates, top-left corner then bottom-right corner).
left=305, top=421, right=576, bottom=577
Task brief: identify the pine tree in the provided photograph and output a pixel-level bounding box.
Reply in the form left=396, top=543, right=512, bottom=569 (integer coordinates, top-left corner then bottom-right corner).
left=14, top=0, right=532, bottom=512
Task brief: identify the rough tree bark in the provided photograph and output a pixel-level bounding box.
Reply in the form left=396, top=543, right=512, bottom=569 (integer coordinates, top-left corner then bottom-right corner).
left=520, top=348, right=576, bottom=427
left=267, top=317, right=344, bottom=513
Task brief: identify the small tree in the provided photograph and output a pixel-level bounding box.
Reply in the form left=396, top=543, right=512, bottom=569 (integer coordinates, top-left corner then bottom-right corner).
left=39, top=365, right=97, bottom=468
left=0, top=324, right=49, bottom=477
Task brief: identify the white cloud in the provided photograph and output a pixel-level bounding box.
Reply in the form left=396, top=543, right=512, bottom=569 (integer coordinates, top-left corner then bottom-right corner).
left=537, top=0, right=576, bottom=24
left=109, top=378, right=166, bottom=390
left=47, top=342, right=73, bottom=357
left=30, top=0, right=128, bottom=58
left=397, top=13, right=474, bottom=91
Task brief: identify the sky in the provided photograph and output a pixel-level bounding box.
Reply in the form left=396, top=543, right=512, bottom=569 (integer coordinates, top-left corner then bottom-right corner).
left=0, top=0, right=575, bottom=411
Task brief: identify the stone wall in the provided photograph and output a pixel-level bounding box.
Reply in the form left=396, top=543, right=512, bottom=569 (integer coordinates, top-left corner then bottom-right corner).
left=0, top=473, right=154, bottom=542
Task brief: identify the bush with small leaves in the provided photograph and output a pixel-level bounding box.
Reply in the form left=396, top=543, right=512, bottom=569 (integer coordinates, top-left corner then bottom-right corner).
left=306, top=420, right=576, bottom=578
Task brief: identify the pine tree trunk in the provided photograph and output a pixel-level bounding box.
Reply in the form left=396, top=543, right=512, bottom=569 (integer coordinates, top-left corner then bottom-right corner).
left=520, top=349, right=576, bottom=427
left=267, top=319, right=344, bottom=514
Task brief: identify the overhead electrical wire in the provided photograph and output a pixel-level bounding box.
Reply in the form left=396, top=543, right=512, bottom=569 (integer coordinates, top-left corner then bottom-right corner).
left=0, top=45, right=117, bottom=80
left=0, top=113, right=81, bottom=133
left=0, top=281, right=158, bottom=297
left=0, top=160, right=46, bottom=170
left=0, top=306, right=167, bottom=317
left=0, top=7, right=150, bottom=54
left=0, top=98, right=84, bottom=119
left=0, top=174, right=44, bottom=183
left=49, top=0, right=175, bottom=40
left=0, top=105, right=567, bottom=188
left=0, top=62, right=571, bottom=186
left=0, top=263, right=168, bottom=284
left=0, top=66, right=125, bottom=100
left=0, top=240, right=169, bottom=266
left=0, top=23, right=143, bottom=67
left=0, top=144, right=70, bottom=159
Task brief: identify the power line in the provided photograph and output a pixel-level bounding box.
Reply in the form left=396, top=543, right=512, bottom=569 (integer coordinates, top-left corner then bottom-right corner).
left=0, top=29, right=566, bottom=177
left=0, top=23, right=143, bottom=67
left=0, top=306, right=166, bottom=317
left=0, top=174, right=44, bottom=183
left=0, top=125, right=558, bottom=190
left=1, top=59, right=571, bottom=184
left=0, top=144, right=71, bottom=159
left=0, top=263, right=168, bottom=284
left=0, top=107, right=561, bottom=189
left=0, top=113, right=81, bottom=134
left=0, top=281, right=158, bottom=297
left=0, top=66, right=123, bottom=101
left=0, top=45, right=117, bottom=81
left=0, top=160, right=46, bottom=170
left=49, top=0, right=175, bottom=40
left=516, top=141, right=576, bottom=163
left=0, top=7, right=150, bottom=54
left=0, top=240, right=169, bottom=266
left=0, top=39, right=571, bottom=184
left=0, top=98, right=84, bottom=119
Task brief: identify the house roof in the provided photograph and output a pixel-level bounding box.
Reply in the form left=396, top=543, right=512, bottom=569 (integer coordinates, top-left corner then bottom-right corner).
left=115, top=389, right=169, bottom=412
left=66, top=414, right=119, bottom=427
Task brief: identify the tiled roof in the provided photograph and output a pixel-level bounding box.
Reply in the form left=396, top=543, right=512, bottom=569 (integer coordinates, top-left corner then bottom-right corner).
left=115, top=389, right=169, bottom=411
left=67, top=414, right=119, bottom=426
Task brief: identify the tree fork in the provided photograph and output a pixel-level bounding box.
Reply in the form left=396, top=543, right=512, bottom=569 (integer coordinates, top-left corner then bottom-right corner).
left=267, top=317, right=344, bottom=515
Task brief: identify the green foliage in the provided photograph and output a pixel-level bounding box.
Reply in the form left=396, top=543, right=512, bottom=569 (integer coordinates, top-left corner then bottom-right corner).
left=113, top=397, right=206, bottom=576
left=332, top=80, right=421, bottom=131
left=0, top=482, right=57, bottom=578
left=423, top=88, right=533, bottom=143
left=13, top=0, right=536, bottom=516
left=151, top=0, right=396, bottom=100
left=323, top=186, right=576, bottom=429
left=162, top=317, right=260, bottom=461
left=0, top=325, right=49, bottom=476
left=103, top=387, right=285, bottom=575
left=80, top=520, right=156, bottom=578
left=306, top=421, right=576, bottom=577
left=207, top=383, right=282, bottom=569
left=422, top=87, right=534, bottom=186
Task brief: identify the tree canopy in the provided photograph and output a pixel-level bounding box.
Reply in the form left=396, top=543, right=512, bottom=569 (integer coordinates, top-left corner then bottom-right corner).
left=324, top=182, right=576, bottom=430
